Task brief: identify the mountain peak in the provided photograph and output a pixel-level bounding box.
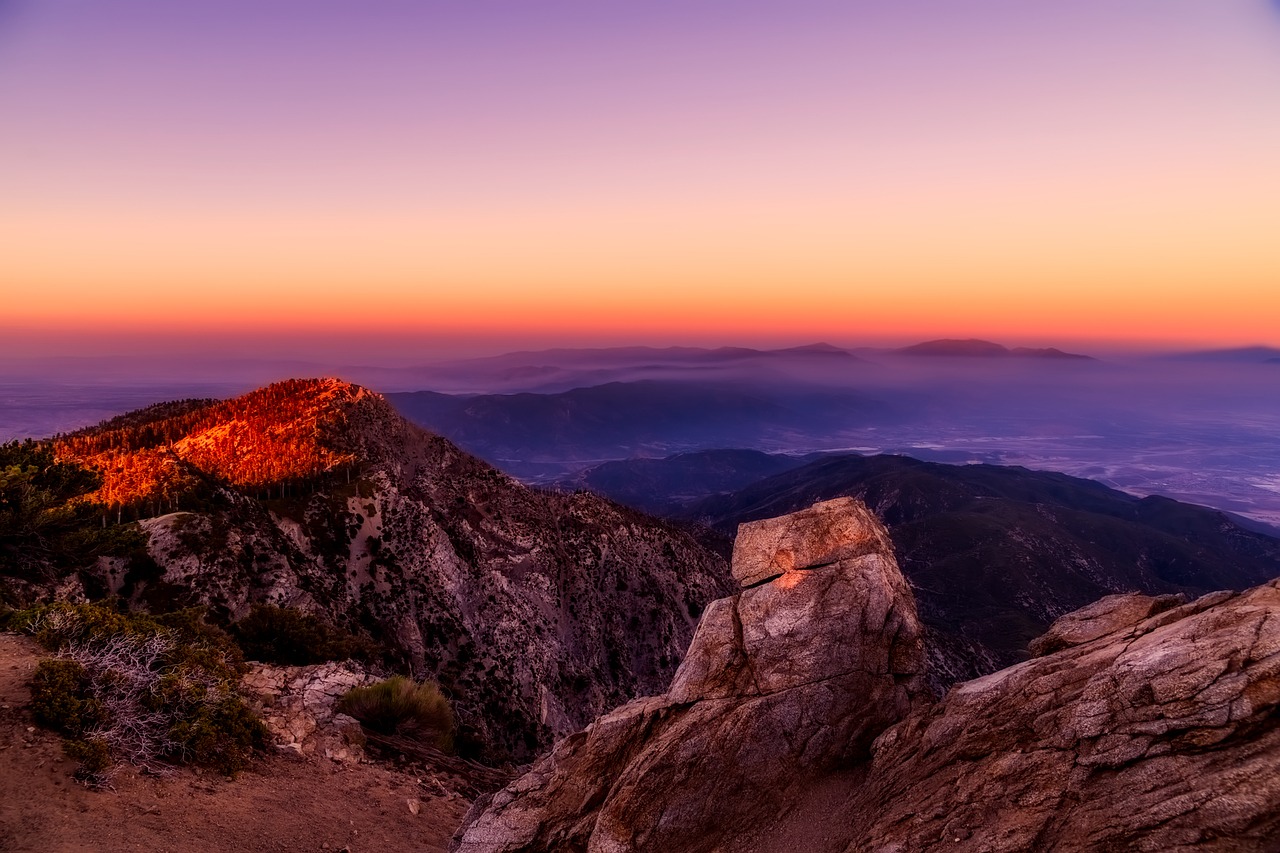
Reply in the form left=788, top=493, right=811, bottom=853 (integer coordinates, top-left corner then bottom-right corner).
left=770, top=342, right=855, bottom=357
left=55, top=378, right=412, bottom=508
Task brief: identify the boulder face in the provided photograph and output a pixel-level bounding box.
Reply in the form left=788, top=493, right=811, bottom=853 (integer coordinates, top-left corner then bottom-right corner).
left=242, top=661, right=373, bottom=763
left=456, top=499, right=1280, bottom=853
left=452, top=497, right=929, bottom=853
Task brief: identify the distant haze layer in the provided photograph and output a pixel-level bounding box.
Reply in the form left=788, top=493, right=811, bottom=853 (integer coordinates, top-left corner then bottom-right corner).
left=2, top=340, right=1278, bottom=530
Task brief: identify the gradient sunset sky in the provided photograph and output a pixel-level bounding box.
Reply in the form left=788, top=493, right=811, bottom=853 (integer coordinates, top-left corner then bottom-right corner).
left=3, top=0, right=1279, bottom=358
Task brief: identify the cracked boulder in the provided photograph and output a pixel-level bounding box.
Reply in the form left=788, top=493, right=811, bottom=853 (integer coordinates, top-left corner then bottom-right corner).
left=242, top=661, right=374, bottom=762
left=452, top=497, right=928, bottom=853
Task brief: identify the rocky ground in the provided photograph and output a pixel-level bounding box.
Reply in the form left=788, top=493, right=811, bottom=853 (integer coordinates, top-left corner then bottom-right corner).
left=0, top=632, right=471, bottom=853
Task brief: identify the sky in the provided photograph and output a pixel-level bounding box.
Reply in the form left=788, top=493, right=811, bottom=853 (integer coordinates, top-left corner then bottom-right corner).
left=2, top=0, right=1280, bottom=359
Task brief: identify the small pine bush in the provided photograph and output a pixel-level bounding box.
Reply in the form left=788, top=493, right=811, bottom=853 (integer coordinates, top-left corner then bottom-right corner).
left=230, top=604, right=374, bottom=666
left=338, top=675, right=453, bottom=752
left=29, top=659, right=100, bottom=733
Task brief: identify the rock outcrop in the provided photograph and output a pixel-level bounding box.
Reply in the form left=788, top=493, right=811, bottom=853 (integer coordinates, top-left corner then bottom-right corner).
left=456, top=500, right=1280, bottom=853
left=452, top=498, right=928, bottom=852
left=242, top=661, right=374, bottom=763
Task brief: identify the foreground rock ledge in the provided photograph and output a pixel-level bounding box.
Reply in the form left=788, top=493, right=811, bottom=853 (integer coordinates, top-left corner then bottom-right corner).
left=453, top=499, right=1280, bottom=853
left=452, top=497, right=927, bottom=852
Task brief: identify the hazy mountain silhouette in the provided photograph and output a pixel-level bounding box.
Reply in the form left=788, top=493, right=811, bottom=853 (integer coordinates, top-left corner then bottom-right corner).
left=895, top=339, right=1094, bottom=359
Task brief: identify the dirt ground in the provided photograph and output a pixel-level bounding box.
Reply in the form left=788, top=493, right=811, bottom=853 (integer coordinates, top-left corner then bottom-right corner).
left=0, top=632, right=472, bottom=853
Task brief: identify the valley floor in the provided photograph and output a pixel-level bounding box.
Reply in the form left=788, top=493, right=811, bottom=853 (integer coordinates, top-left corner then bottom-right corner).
left=0, top=633, right=471, bottom=853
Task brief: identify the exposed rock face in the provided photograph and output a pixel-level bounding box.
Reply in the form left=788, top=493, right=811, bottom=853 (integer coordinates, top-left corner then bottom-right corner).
left=729, top=497, right=893, bottom=588
left=452, top=497, right=928, bottom=853
left=242, top=661, right=374, bottom=763
left=456, top=501, right=1280, bottom=853
left=65, top=380, right=730, bottom=761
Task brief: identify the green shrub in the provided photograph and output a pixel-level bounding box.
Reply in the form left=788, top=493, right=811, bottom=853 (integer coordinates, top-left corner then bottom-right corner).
left=167, top=693, right=266, bottom=775
left=29, top=659, right=100, bottom=733
left=65, top=737, right=112, bottom=777
left=338, top=675, right=453, bottom=752
left=17, top=602, right=264, bottom=784
left=230, top=604, right=374, bottom=666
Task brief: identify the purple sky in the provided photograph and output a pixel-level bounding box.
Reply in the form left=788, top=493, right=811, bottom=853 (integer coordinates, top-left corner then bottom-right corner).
left=3, top=1, right=1280, bottom=360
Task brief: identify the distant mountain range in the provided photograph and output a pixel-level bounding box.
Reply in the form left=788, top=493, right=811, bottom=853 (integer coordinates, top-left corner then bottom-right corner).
left=564, top=450, right=1280, bottom=686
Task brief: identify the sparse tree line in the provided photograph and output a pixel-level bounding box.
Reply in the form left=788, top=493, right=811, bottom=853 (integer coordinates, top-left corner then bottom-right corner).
left=36, top=379, right=374, bottom=522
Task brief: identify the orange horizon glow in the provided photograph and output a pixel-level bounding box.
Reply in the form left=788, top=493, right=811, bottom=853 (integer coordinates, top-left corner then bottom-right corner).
left=3, top=1, right=1280, bottom=353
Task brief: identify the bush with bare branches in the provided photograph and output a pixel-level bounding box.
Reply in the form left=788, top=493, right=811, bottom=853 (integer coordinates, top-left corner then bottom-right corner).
left=15, top=603, right=264, bottom=786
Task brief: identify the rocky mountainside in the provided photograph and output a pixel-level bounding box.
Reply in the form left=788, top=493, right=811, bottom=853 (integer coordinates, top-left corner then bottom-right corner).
left=50, top=379, right=731, bottom=761
left=454, top=499, right=1280, bottom=852
left=688, top=453, right=1280, bottom=688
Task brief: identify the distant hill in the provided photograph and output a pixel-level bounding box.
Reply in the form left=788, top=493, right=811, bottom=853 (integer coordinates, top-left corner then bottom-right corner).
left=684, top=454, right=1280, bottom=687
left=896, top=339, right=1093, bottom=360
left=404, top=343, right=870, bottom=395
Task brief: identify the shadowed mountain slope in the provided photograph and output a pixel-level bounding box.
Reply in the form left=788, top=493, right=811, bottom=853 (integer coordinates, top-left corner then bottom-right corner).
left=557, top=449, right=810, bottom=515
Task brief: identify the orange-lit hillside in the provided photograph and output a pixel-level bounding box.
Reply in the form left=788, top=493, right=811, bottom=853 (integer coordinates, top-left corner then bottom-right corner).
left=55, top=378, right=378, bottom=510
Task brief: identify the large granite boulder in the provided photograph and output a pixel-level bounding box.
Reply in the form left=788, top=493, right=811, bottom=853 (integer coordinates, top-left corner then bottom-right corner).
left=452, top=497, right=928, bottom=853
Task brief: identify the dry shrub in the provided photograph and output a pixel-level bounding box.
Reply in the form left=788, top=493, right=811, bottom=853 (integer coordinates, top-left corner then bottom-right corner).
left=338, top=675, right=453, bottom=752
